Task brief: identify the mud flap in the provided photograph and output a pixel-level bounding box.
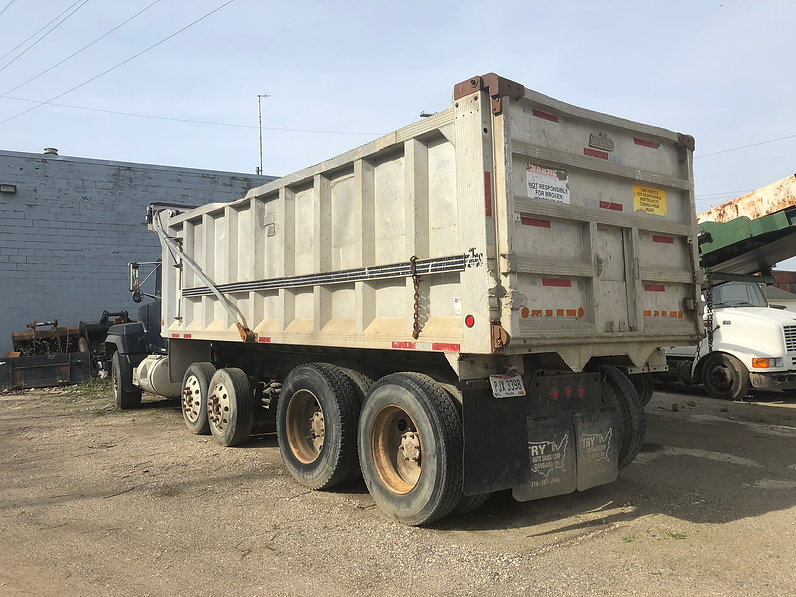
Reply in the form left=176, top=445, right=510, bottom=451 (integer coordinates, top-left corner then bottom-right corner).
left=512, top=409, right=617, bottom=502
left=573, top=408, right=618, bottom=491
left=512, top=417, right=576, bottom=501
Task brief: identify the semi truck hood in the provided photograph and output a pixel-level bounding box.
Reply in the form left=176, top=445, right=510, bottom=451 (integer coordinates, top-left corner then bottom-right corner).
left=714, top=306, right=796, bottom=326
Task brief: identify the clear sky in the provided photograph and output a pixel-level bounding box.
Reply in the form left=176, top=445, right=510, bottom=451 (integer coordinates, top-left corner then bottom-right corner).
left=1, top=0, right=794, bottom=217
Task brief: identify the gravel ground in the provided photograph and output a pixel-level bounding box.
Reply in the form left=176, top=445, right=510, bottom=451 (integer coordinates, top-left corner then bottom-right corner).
left=1, top=382, right=794, bottom=596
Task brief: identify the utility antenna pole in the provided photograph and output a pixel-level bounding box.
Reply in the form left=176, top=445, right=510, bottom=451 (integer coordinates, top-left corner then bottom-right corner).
left=258, top=93, right=270, bottom=175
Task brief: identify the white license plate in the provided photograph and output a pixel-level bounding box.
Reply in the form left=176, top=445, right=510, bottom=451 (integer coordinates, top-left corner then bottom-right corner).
left=489, top=374, right=526, bottom=398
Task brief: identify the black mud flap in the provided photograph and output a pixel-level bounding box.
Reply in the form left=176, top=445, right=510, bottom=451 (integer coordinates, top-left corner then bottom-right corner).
left=512, top=408, right=617, bottom=501
left=573, top=408, right=618, bottom=491
left=462, top=372, right=617, bottom=500
left=512, top=417, right=576, bottom=501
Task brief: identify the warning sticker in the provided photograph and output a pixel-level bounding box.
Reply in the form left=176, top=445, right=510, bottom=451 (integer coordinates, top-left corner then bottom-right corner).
left=633, top=185, right=667, bottom=215
left=527, top=164, right=570, bottom=204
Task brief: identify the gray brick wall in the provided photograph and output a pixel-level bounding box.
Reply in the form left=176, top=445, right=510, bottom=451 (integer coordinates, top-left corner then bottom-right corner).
left=0, top=150, right=275, bottom=354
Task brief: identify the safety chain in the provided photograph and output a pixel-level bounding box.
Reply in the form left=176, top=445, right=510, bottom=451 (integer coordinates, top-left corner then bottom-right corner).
left=688, top=238, right=703, bottom=362
left=705, top=270, right=714, bottom=353
left=410, top=255, right=420, bottom=339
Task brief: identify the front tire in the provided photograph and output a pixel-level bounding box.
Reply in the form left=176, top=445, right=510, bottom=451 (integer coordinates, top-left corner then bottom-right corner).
left=111, top=352, right=141, bottom=410
left=207, top=368, right=253, bottom=447
left=701, top=353, right=750, bottom=401
left=181, top=362, right=215, bottom=435
left=276, top=363, right=360, bottom=490
left=358, top=372, right=462, bottom=526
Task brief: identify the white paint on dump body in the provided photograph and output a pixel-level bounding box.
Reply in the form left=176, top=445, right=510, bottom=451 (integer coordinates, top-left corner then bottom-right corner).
left=156, top=78, right=701, bottom=371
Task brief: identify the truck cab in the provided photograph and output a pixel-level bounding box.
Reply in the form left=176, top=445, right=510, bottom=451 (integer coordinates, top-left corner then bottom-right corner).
left=104, top=260, right=181, bottom=408
left=666, top=279, right=796, bottom=400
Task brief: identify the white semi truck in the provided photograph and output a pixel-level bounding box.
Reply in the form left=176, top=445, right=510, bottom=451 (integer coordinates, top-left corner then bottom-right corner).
left=666, top=278, right=796, bottom=400
left=664, top=176, right=796, bottom=400
left=106, top=74, right=701, bottom=525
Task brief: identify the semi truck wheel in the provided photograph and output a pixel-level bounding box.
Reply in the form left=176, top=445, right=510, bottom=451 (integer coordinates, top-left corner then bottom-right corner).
left=602, top=367, right=645, bottom=469
left=358, top=372, right=462, bottom=526
left=207, top=368, right=253, bottom=447
left=181, top=362, right=215, bottom=435
left=276, top=363, right=359, bottom=490
left=111, top=352, right=142, bottom=410
left=451, top=492, right=491, bottom=516
left=701, top=353, right=750, bottom=401
left=629, top=372, right=655, bottom=407
left=337, top=368, right=374, bottom=480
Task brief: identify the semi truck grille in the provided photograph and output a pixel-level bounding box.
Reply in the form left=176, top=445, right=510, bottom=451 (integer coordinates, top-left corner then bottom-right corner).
left=785, top=326, right=796, bottom=353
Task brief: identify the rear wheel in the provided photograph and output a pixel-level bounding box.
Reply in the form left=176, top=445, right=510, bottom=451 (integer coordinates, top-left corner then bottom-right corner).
left=602, top=367, right=645, bottom=469
left=358, top=372, right=462, bottom=526
left=337, top=368, right=374, bottom=480
left=629, top=372, right=655, bottom=407
left=207, top=368, right=253, bottom=447
left=181, top=362, right=215, bottom=435
left=276, top=363, right=360, bottom=490
left=701, top=353, right=750, bottom=401
left=111, top=352, right=141, bottom=410
left=451, top=492, right=491, bottom=516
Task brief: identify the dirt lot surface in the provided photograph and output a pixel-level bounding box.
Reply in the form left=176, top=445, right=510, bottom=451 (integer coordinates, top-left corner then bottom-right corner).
left=1, top=382, right=795, bottom=597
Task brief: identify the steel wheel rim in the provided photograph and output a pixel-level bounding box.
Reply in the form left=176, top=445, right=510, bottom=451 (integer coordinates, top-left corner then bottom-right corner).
left=208, top=380, right=232, bottom=432
left=708, top=364, right=734, bottom=393
left=285, top=389, right=325, bottom=464
left=370, top=405, right=421, bottom=495
left=182, top=374, right=203, bottom=423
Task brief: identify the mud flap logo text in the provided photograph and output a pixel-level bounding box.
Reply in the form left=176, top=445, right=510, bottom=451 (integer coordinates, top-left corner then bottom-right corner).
left=529, top=434, right=569, bottom=478
left=580, top=428, right=612, bottom=463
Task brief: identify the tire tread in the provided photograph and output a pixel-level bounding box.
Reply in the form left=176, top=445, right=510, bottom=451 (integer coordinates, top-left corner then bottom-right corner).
left=604, top=367, right=645, bottom=469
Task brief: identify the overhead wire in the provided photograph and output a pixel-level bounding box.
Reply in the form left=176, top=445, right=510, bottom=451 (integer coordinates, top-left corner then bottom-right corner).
left=695, top=190, right=755, bottom=198
left=0, top=0, right=18, bottom=18
left=0, top=94, right=382, bottom=135
left=0, top=0, right=89, bottom=75
left=0, top=0, right=237, bottom=126
left=694, top=133, right=796, bottom=158
left=0, top=0, right=162, bottom=97
left=0, top=0, right=84, bottom=66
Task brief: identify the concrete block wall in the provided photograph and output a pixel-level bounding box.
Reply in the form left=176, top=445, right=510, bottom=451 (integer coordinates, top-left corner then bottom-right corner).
left=0, top=150, right=275, bottom=355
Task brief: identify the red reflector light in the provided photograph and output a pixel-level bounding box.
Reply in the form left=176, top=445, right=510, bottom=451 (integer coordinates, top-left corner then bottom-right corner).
left=565, top=387, right=572, bottom=398
left=551, top=388, right=559, bottom=399
left=577, top=386, right=585, bottom=397
left=464, top=314, right=475, bottom=328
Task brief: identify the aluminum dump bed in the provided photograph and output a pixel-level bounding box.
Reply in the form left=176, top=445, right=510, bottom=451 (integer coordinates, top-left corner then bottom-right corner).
left=155, top=74, right=700, bottom=372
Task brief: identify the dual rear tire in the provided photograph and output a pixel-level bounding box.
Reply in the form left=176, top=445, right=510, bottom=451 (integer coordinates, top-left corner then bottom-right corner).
left=357, top=373, right=464, bottom=526
left=180, top=364, right=253, bottom=447
left=276, top=367, right=473, bottom=525
left=275, top=363, right=361, bottom=490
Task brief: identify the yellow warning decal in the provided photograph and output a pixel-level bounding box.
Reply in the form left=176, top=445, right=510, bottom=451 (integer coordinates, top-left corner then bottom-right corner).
left=633, top=185, right=667, bottom=216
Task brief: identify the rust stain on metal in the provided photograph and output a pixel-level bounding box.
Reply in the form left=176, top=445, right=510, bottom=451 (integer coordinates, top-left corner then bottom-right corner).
left=453, top=73, right=525, bottom=115
left=698, top=174, right=796, bottom=224
left=491, top=322, right=510, bottom=352
left=677, top=132, right=696, bottom=152
left=236, top=323, right=257, bottom=343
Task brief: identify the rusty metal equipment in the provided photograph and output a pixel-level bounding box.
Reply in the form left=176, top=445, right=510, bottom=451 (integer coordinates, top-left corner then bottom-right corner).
left=1, top=310, right=133, bottom=390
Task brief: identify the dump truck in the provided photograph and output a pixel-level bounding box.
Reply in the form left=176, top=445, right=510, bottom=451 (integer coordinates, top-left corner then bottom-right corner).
left=664, top=175, right=796, bottom=400
left=108, top=74, right=701, bottom=525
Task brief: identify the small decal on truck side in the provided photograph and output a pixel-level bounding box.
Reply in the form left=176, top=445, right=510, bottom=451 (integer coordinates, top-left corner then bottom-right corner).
left=527, top=164, right=570, bottom=204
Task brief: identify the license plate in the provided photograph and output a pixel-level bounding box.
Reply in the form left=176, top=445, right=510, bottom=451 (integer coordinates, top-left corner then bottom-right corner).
left=489, top=374, right=526, bottom=398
